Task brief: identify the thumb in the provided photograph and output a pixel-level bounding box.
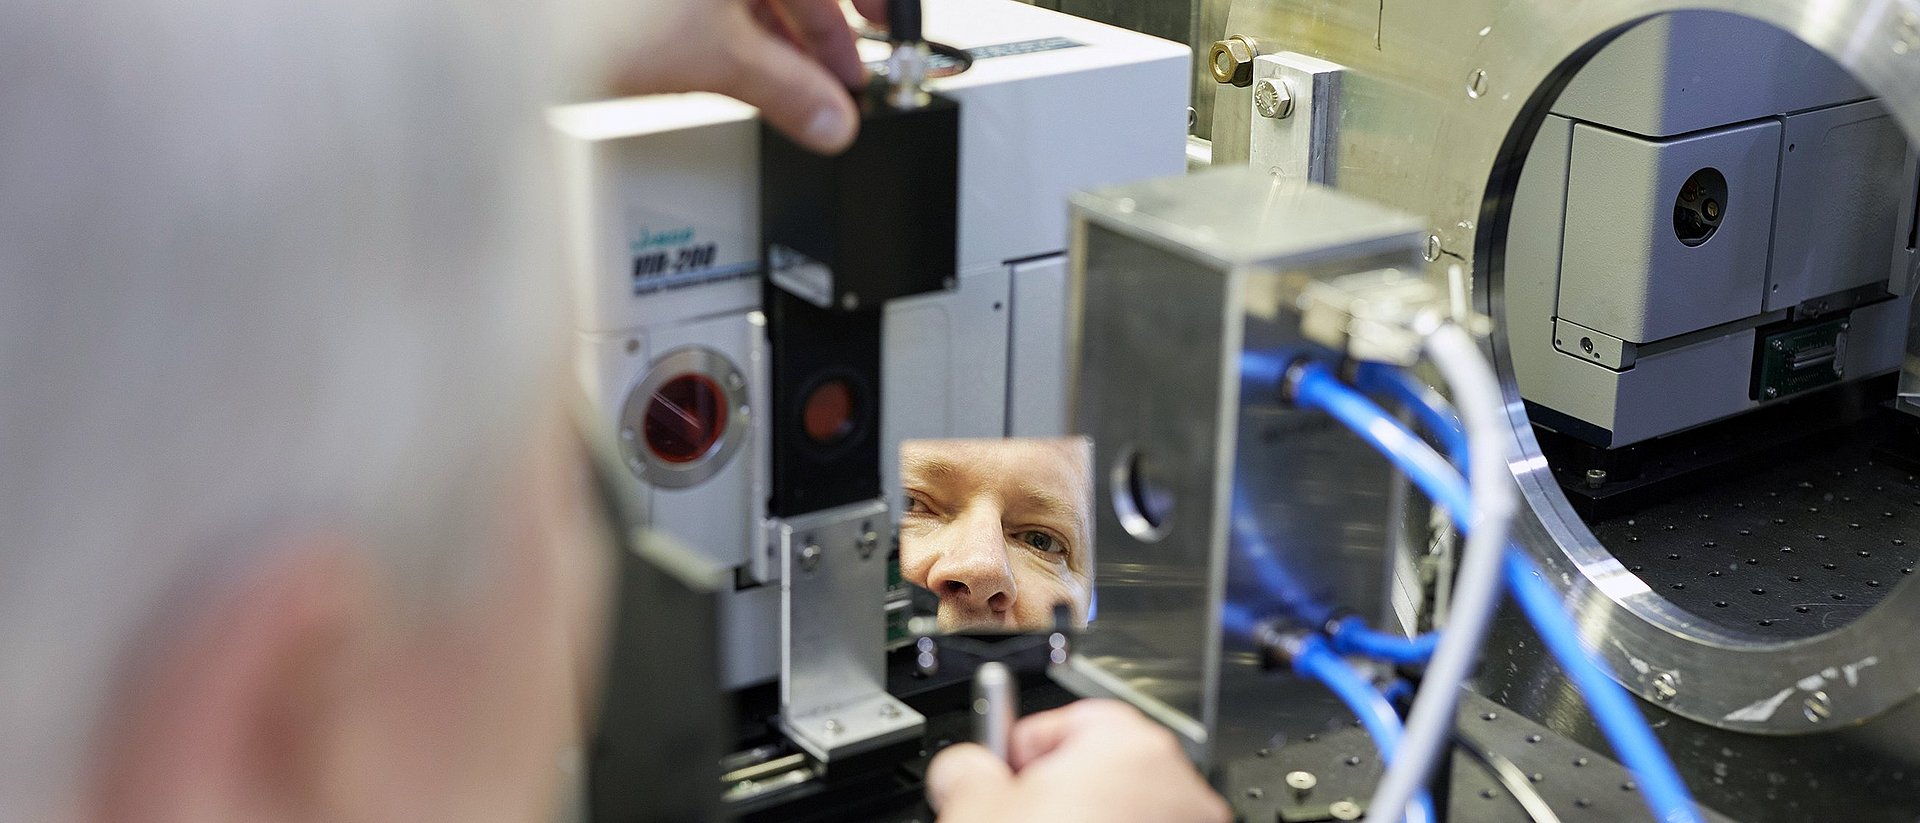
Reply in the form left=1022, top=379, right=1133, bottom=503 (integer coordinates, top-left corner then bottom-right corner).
left=925, top=743, right=1014, bottom=814
left=719, top=21, right=860, bottom=154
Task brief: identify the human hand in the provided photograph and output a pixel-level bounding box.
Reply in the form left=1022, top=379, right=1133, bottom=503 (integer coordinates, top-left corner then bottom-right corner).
left=926, top=699, right=1233, bottom=823
left=612, top=0, right=890, bottom=154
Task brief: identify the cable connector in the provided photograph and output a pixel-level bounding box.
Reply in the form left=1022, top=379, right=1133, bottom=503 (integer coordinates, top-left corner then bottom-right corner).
left=883, top=0, right=930, bottom=110
left=1294, top=268, right=1446, bottom=366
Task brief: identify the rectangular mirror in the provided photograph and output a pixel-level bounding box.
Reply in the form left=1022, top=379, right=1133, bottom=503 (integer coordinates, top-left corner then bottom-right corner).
left=896, top=436, right=1093, bottom=635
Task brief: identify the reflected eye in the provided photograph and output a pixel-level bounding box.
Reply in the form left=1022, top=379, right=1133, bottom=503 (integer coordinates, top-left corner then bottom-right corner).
left=1019, top=531, right=1065, bottom=555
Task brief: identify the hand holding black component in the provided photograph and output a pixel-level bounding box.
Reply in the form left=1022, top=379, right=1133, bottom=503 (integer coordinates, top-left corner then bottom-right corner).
left=612, top=0, right=890, bottom=154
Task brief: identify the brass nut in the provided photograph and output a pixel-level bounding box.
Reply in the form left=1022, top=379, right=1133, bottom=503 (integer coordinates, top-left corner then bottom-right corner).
left=1209, top=37, right=1257, bottom=87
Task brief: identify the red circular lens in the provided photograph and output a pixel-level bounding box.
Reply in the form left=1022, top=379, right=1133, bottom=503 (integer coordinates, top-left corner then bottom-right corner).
left=644, top=374, right=728, bottom=464
left=802, top=379, right=857, bottom=445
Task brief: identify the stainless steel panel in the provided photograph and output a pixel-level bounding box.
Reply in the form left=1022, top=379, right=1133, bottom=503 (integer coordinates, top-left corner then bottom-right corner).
left=1209, top=0, right=1920, bottom=735
left=1059, top=166, right=1426, bottom=764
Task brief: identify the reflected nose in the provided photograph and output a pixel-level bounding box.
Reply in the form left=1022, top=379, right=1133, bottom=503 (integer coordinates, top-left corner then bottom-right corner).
left=926, top=508, right=1017, bottom=615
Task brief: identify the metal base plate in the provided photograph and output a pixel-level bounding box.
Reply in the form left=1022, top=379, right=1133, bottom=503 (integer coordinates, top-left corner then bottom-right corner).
left=780, top=692, right=925, bottom=763
left=1591, top=440, right=1920, bottom=639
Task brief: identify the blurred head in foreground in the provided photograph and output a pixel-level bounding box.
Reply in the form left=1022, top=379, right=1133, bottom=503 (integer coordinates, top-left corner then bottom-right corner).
left=898, top=438, right=1093, bottom=633
left=0, top=2, right=615, bottom=820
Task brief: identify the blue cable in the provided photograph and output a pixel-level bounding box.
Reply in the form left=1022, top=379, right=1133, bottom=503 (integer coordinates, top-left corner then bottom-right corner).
left=1328, top=616, right=1439, bottom=665
left=1293, top=637, right=1436, bottom=823
left=1303, top=357, right=1703, bottom=823
left=1504, top=549, right=1703, bottom=823
left=1351, top=362, right=1469, bottom=467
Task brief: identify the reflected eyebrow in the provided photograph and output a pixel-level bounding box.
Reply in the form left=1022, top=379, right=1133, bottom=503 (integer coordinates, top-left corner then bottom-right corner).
left=1012, top=485, right=1081, bottom=523
left=901, top=453, right=965, bottom=485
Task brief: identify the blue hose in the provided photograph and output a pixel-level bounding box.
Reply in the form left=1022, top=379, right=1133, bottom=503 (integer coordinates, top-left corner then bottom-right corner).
left=1504, top=550, right=1704, bottom=823
left=1221, top=601, right=1261, bottom=644
left=1293, top=637, right=1436, bottom=823
left=1351, top=362, right=1469, bottom=467
left=1328, top=616, right=1439, bottom=665
left=1284, top=356, right=1703, bottom=823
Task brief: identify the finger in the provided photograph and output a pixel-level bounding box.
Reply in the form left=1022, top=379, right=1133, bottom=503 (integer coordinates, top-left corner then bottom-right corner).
left=1008, top=699, right=1148, bottom=769
left=779, top=0, right=868, bottom=88
left=851, top=0, right=889, bottom=25
left=925, top=742, right=1013, bottom=813
left=717, top=10, right=860, bottom=153
left=753, top=0, right=803, bottom=46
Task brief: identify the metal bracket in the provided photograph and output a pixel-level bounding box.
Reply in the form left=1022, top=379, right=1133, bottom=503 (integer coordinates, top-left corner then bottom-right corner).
left=776, top=499, right=924, bottom=762
left=1553, top=317, right=1636, bottom=370
left=1247, top=53, right=1345, bottom=185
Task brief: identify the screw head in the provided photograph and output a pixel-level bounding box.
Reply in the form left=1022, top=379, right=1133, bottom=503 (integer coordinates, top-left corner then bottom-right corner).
left=1424, top=234, right=1443, bottom=262
left=1285, top=771, right=1317, bottom=792
left=823, top=719, right=842, bottom=735
left=798, top=543, right=823, bottom=572
left=1803, top=691, right=1833, bottom=723
left=1651, top=671, right=1679, bottom=701
left=1329, top=800, right=1363, bottom=820
left=1466, top=69, right=1488, bottom=98
left=1253, top=78, right=1294, bottom=119
left=1584, top=468, right=1608, bottom=490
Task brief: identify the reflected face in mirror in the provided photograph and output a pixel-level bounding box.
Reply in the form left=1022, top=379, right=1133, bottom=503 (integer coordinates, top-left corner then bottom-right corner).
left=899, top=438, right=1092, bottom=633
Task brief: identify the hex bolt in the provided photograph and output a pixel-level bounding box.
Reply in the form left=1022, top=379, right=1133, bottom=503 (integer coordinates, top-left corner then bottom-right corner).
left=1651, top=671, right=1678, bottom=702
left=1208, top=36, right=1257, bottom=87
left=1803, top=690, right=1833, bottom=724
left=798, top=543, right=822, bottom=572
left=1253, top=78, right=1294, bottom=119
left=1285, top=770, right=1317, bottom=799
left=1585, top=468, right=1608, bottom=490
